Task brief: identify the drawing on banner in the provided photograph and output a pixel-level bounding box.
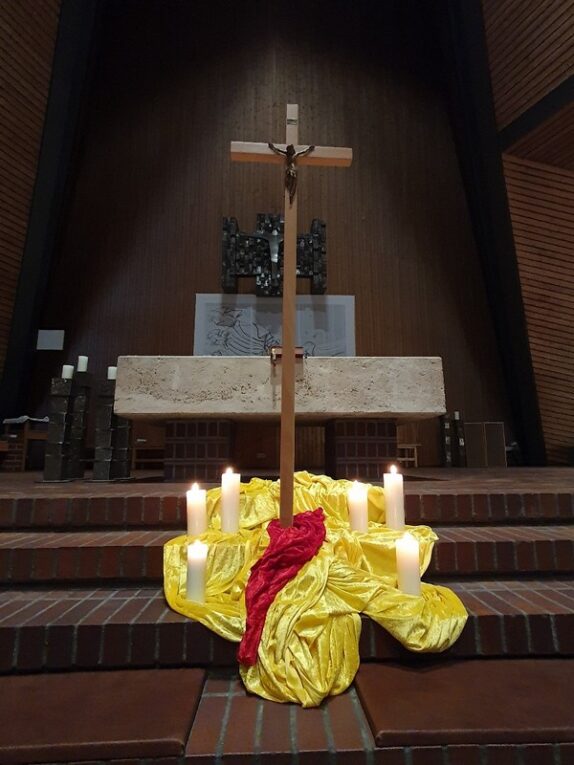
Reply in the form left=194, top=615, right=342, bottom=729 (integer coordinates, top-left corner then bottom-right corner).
left=194, top=295, right=355, bottom=357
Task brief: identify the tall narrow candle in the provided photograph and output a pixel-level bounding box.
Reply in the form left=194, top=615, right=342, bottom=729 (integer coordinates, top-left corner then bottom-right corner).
left=186, top=540, right=208, bottom=602
left=186, top=483, right=207, bottom=536
left=61, top=364, right=74, bottom=379
left=383, top=464, right=405, bottom=529
left=107, top=366, right=117, bottom=380
left=77, top=356, right=88, bottom=372
left=221, top=467, right=240, bottom=533
left=347, top=480, right=368, bottom=532
left=395, top=532, right=421, bottom=596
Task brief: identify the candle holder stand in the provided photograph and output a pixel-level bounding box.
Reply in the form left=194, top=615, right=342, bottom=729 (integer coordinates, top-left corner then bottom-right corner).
left=43, top=377, right=75, bottom=481
left=67, top=371, right=92, bottom=479
left=92, top=380, right=132, bottom=481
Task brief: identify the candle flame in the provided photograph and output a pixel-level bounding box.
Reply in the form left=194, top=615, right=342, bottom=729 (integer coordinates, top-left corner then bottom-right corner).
left=390, top=464, right=398, bottom=474
left=225, top=467, right=233, bottom=474
left=353, top=480, right=360, bottom=489
left=191, top=482, right=199, bottom=491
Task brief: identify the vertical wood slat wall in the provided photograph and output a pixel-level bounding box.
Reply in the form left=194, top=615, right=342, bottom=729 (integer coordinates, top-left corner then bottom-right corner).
left=0, top=0, right=61, bottom=378
left=481, top=0, right=574, bottom=129
left=508, top=101, right=574, bottom=170
left=503, top=154, right=574, bottom=464
left=35, top=0, right=512, bottom=468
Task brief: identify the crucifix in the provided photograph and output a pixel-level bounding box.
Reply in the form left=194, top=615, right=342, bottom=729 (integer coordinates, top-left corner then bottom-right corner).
left=231, top=104, right=352, bottom=527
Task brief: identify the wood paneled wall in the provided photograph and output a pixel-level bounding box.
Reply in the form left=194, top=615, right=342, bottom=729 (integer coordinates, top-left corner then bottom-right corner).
left=503, top=154, right=574, bottom=464
left=34, top=0, right=512, bottom=466
left=0, top=0, right=61, bottom=378
left=481, top=0, right=574, bottom=129
left=509, top=102, right=574, bottom=171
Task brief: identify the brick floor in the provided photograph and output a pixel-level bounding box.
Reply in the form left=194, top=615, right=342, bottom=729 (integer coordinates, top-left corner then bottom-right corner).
left=185, top=672, right=374, bottom=764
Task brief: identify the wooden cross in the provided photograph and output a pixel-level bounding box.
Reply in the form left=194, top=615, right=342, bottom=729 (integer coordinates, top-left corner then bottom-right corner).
left=231, top=104, right=352, bottom=526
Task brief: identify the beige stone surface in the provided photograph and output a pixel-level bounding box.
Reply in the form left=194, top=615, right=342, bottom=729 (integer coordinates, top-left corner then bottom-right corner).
left=114, top=356, right=446, bottom=421
left=115, top=356, right=445, bottom=420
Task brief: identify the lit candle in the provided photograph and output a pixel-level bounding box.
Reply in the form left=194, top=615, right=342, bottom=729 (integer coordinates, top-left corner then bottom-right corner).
left=61, top=364, right=74, bottom=379
left=383, top=464, right=405, bottom=529
left=186, top=540, right=208, bottom=602
left=107, top=366, right=117, bottom=380
left=186, top=482, right=207, bottom=536
left=77, top=355, right=88, bottom=372
left=221, top=467, right=240, bottom=532
left=395, top=532, right=421, bottom=595
left=347, top=480, right=368, bottom=532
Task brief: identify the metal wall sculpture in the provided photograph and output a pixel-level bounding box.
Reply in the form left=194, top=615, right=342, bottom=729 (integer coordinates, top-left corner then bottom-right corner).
left=222, top=214, right=326, bottom=296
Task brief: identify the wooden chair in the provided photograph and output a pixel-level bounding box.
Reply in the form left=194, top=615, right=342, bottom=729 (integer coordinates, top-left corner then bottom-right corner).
left=397, top=443, right=420, bottom=468
left=1, top=422, right=48, bottom=471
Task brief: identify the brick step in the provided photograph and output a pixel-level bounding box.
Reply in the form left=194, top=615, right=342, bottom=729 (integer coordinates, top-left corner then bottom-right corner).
left=362, top=579, right=574, bottom=661
left=405, top=491, right=574, bottom=525
left=0, top=668, right=205, bottom=764
left=433, top=525, right=574, bottom=576
left=356, top=659, right=574, bottom=756
left=1, top=525, right=573, bottom=585
left=1, top=666, right=571, bottom=764
left=1, top=489, right=572, bottom=530
left=1, top=580, right=572, bottom=673
left=0, top=493, right=187, bottom=530
left=0, top=530, right=172, bottom=584
left=0, top=667, right=383, bottom=764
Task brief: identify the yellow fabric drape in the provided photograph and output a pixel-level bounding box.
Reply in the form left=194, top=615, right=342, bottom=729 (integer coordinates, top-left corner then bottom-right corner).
left=164, top=472, right=467, bottom=707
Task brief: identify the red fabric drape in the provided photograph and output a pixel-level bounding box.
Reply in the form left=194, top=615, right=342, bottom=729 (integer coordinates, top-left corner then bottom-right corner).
left=238, top=507, right=326, bottom=666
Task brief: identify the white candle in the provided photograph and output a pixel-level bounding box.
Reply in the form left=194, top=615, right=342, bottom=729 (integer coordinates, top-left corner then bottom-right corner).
left=395, top=532, right=421, bottom=596
left=77, top=355, right=88, bottom=372
left=383, top=464, right=405, bottom=529
left=61, top=364, right=74, bottom=379
left=221, top=467, right=240, bottom=533
left=186, top=540, right=208, bottom=602
left=107, top=366, right=117, bottom=380
left=347, top=480, right=368, bottom=532
left=186, top=482, right=207, bottom=536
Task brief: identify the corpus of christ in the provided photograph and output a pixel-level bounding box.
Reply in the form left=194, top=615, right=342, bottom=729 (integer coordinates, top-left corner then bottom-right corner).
left=0, top=1, right=573, bottom=762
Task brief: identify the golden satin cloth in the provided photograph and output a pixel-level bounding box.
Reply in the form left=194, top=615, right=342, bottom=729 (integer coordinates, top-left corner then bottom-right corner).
left=164, top=472, right=467, bottom=707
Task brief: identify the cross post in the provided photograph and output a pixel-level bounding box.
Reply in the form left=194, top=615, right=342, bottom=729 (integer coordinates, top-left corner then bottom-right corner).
left=231, top=104, right=352, bottom=526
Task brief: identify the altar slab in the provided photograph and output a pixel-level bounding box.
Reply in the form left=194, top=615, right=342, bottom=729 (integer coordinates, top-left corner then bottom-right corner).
left=114, top=356, right=445, bottom=421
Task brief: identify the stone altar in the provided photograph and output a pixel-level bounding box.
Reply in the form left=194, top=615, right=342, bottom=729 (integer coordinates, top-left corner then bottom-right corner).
left=115, top=356, right=445, bottom=480
left=114, top=356, right=446, bottom=421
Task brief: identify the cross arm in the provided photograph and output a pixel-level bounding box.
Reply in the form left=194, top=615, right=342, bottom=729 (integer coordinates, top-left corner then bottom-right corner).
left=230, top=141, right=352, bottom=167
